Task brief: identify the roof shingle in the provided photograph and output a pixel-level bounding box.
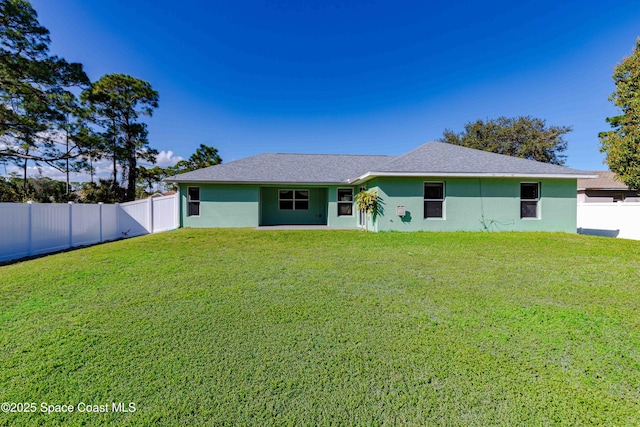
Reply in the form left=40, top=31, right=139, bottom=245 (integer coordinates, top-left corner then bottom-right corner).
left=373, top=142, right=587, bottom=175
left=169, top=153, right=393, bottom=183
left=169, top=141, right=592, bottom=184
left=577, top=171, right=628, bottom=190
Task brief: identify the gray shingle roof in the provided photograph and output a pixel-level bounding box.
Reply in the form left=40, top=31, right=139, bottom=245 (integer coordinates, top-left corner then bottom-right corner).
left=371, top=142, right=587, bottom=176
left=168, top=141, right=592, bottom=184
left=169, top=153, right=394, bottom=184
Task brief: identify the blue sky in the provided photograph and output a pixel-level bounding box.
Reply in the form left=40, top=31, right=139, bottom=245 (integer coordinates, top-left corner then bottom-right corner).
left=29, top=0, right=640, bottom=175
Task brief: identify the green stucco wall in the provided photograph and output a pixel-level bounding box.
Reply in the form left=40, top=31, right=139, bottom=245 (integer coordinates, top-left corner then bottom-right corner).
left=327, top=187, right=360, bottom=228
left=179, top=178, right=577, bottom=232
left=367, top=177, right=577, bottom=232
left=180, top=184, right=259, bottom=228
left=179, top=184, right=360, bottom=228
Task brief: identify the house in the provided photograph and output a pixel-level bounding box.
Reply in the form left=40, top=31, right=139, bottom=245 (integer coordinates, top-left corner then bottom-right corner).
left=167, top=141, right=594, bottom=232
left=577, top=171, right=640, bottom=203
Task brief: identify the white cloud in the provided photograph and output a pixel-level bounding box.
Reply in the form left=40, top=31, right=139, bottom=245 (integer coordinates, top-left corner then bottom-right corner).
left=153, top=150, right=183, bottom=167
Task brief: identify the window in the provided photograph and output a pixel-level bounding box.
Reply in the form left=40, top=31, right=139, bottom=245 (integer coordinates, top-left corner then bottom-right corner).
left=520, top=183, right=540, bottom=219
left=279, top=189, right=309, bottom=210
left=337, top=188, right=354, bottom=216
left=424, top=182, right=444, bottom=218
left=187, top=187, right=200, bottom=217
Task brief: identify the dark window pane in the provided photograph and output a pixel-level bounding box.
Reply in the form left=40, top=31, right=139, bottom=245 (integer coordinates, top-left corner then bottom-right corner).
left=521, top=201, right=538, bottom=218
left=424, top=183, right=443, bottom=199
left=188, top=187, right=200, bottom=201
left=188, top=201, right=200, bottom=216
left=338, top=189, right=353, bottom=201
left=521, top=183, right=539, bottom=200
left=295, top=200, right=309, bottom=210
left=279, top=190, right=293, bottom=200
left=295, top=190, right=309, bottom=200
left=424, top=201, right=443, bottom=218
left=280, top=200, right=294, bottom=210
left=338, top=203, right=353, bottom=216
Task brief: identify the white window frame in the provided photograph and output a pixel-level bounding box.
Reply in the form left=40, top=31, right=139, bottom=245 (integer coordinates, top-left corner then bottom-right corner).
left=337, top=188, right=354, bottom=217
left=520, top=182, right=540, bottom=220
left=278, top=189, right=310, bottom=211
left=187, top=186, right=200, bottom=217
left=424, top=182, right=445, bottom=219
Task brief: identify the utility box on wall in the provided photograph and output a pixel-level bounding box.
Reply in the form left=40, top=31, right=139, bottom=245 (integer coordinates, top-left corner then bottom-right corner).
left=396, top=205, right=406, bottom=217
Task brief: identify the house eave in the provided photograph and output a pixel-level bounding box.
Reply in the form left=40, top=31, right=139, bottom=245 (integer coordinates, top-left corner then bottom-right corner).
left=350, top=172, right=598, bottom=185
left=165, top=178, right=350, bottom=186
left=578, top=187, right=634, bottom=191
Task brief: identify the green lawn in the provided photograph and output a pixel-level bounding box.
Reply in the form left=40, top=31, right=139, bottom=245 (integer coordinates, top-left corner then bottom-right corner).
left=1, top=229, right=640, bottom=426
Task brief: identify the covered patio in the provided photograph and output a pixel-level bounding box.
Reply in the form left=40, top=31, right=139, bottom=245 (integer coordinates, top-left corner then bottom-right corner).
left=259, top=187, right=329, bottom=226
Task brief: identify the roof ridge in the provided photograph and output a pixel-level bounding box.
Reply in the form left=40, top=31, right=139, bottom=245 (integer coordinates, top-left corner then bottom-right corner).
left=376, top=140, right=439, bottom=169
left=269, top=152, right=395, bottom=157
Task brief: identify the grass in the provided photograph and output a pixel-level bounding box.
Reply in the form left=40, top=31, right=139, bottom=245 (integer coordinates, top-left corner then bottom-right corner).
left=1, top=229, right=640, bottom=426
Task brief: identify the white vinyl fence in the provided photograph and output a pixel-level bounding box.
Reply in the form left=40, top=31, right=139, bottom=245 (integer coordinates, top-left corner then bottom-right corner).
left=577, top=202, right=640, bottom=240
left=0, top=194, right=179, bottom=262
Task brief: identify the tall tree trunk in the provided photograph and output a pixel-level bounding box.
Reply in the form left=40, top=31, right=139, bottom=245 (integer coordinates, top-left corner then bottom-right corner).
left=89, top=153, right=94, bottom=184
left=65, top=127, right=70, bottom=195
left=126, top=134, right=136, bottom=201
left=124, top=114, right=136, bottom=201
left=111, top=118, right=118, bottom=190
left=22, top=158, right=28, bottom=191
left=112, top=150, right=117, bottom=186
left=21, top=141, right=29, bottom=191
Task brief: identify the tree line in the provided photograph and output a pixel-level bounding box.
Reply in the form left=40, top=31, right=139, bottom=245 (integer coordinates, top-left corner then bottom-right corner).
left=0, top=0, right=221, bottom=203
left=4, top=1, right=637, bottom=204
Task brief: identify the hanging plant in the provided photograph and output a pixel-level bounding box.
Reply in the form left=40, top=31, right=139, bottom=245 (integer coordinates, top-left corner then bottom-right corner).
left=354, top=189, right=380, bottom=232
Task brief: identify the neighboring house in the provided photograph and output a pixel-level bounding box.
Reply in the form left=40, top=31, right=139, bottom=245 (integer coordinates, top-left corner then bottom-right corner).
left=167, top=141, right=594, bottom=232
left=150, top=190, right=177, bottom=198
left=577, top=171, right=640, bottom=203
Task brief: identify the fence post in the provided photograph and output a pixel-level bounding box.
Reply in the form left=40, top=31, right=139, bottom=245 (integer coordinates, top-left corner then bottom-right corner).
left=148, top=197, right=154, bottom=233
left=174, top=192, right=180, bottom=230
left=27, top=201, right=34, bottom=256
left=98, top=202, right=103, bottom=242
left=68, top=201, right=73, bottom=248
left=115, top=202, right=120, bottom=238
